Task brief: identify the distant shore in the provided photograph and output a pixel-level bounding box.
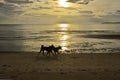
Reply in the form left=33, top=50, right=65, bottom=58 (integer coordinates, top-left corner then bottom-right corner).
left=0, top=52, right=120, bottom=80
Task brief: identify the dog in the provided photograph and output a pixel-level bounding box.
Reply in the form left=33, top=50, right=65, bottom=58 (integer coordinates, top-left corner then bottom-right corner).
left=38, top=45, right=54, bottom=56
left=38, top=45, right=62, bottom=56
left=52, top=46, right=62, bottom=54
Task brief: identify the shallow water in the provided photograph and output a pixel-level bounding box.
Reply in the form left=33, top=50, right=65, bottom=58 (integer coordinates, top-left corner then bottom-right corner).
left=0, top=24, right=120, bottom=53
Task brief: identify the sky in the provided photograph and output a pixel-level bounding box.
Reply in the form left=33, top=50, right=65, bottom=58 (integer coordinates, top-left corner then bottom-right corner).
left=0, top=0, right=120, bottom=24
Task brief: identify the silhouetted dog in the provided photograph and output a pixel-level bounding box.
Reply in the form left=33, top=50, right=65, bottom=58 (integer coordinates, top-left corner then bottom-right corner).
left=38, top=45, right=62, bottom=56
left=52, top=46, right=62, bottom=54
left=38, top=45, right=53, bottom=56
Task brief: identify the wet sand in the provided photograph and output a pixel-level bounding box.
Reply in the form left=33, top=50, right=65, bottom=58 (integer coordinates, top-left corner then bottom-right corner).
left=0, top=52, right=120, bottom=80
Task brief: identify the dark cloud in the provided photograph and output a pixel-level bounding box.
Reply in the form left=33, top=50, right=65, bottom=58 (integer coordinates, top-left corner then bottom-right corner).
left=67, top=0, right=79, bottom=3
left=79, top=10, right=93, bottom=14
left=37, top=6, right=52, bottom=9
left=117, top=10, right=120, bottom=12
left=116, top=10, right=120, bottom=14
left=4, top=0, right=33, bottom=4
left=67, top=0, right=94, bottom=4
left=0, top=1, right=23, bottom=15
left=66, top=7, right=78, bottom=10
left=78, top=10, right=94, bottom=17
left=0, top=2, right=18, bottom=9
left=30, top=6, right=53, bottom=11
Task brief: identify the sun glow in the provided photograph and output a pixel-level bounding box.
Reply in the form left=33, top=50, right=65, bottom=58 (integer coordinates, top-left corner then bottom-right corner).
left=59, top=23, right=69, bottom=30
left=60, top=23, right=68, bottom=27
left=58, top=0, right=70, bottom=8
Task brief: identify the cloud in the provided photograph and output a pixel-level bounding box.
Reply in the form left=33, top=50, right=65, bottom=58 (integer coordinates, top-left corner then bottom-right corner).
left=78, top=10, right=95, bottom=17
left=0, top=1, right=22, bottom=15
left=79, top=10, right=93, bottom=14
left=0, top=12, right=18, bottom=24
left=116, top=10, right=120, bottom=14
left=67, top=0, right=79, bottom=3
left=0, top=0, right=120, bottom=24
left=55, top=13, right=102, bottom=24
left=99, top=10, right=120, bottom=24
left=32, top=6, right=52, bottom=10
left=67, top=0, right=94, bottom=4
left=117, top=10, right=120, bottom=13
left=0, top=13, right=8, bottom=22
left=4, top=0, right=33, bottom=4
left=0, top=1, right=25, bottom=24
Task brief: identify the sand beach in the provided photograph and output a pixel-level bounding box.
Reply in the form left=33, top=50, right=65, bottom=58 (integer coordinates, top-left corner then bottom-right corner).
left=0, top=52, right=120, bottom=80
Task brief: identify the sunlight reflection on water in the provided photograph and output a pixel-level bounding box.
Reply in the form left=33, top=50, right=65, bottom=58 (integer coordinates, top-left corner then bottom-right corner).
left=59, top=23, right=69, bottom=51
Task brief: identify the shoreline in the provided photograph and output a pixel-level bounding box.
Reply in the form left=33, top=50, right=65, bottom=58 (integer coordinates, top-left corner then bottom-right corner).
left=0, top=50, right=120, bottom=54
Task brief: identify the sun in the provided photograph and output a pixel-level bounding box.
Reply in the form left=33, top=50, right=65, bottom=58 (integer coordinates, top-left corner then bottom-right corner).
left=59, top=23, right=69, bottom=30
left=58, top=0, right=69, bottom=8
left=60, top=23, right=68, bottom=28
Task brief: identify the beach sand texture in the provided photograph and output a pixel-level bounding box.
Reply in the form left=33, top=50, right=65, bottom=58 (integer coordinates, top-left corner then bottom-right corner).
left=0, top=52, right=120, bottom=80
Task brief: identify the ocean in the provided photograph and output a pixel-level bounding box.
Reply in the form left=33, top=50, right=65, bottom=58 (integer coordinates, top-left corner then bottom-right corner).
left=0, top=23, right=120, bottom=53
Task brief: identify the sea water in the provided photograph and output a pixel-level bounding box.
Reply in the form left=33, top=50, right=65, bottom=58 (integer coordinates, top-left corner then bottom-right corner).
left=0, top=23, right=120, bottom=53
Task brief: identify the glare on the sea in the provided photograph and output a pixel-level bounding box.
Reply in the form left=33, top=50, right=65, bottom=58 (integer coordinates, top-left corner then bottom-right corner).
left=59, top=23, right=69, bottom=51
left=61, top=41, right=68, bottom=50
left=61, top=35, right=68, bottom=40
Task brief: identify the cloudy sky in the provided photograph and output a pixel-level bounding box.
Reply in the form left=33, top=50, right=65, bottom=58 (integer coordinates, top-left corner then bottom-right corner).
left=0, top=0, right=120, bottom=24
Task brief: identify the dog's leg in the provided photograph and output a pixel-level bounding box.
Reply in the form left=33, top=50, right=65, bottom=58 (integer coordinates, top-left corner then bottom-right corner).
left=42, top=50, right=45, bottom=56
left=47, top=51, right=50, bottom=56
left=37, top=49, right=41, bottom=56
left=54, top=51, right=57, bottom=55
left=51, top=50, right=55, bottom=55
left=46, top=51, right=49, bottom=56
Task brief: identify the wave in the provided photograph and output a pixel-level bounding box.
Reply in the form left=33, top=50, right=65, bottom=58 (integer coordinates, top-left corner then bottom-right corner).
left=0, top=30, right=119, bottom=41
left=0, top=24, right=22, bottom=26
left=102, top=22, right=120, bottom=24
left=0, top=36, right=52, bottom=40
left=44, top=30, right=114, bottom=33
left=81, top=34, right=120, bottom=40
